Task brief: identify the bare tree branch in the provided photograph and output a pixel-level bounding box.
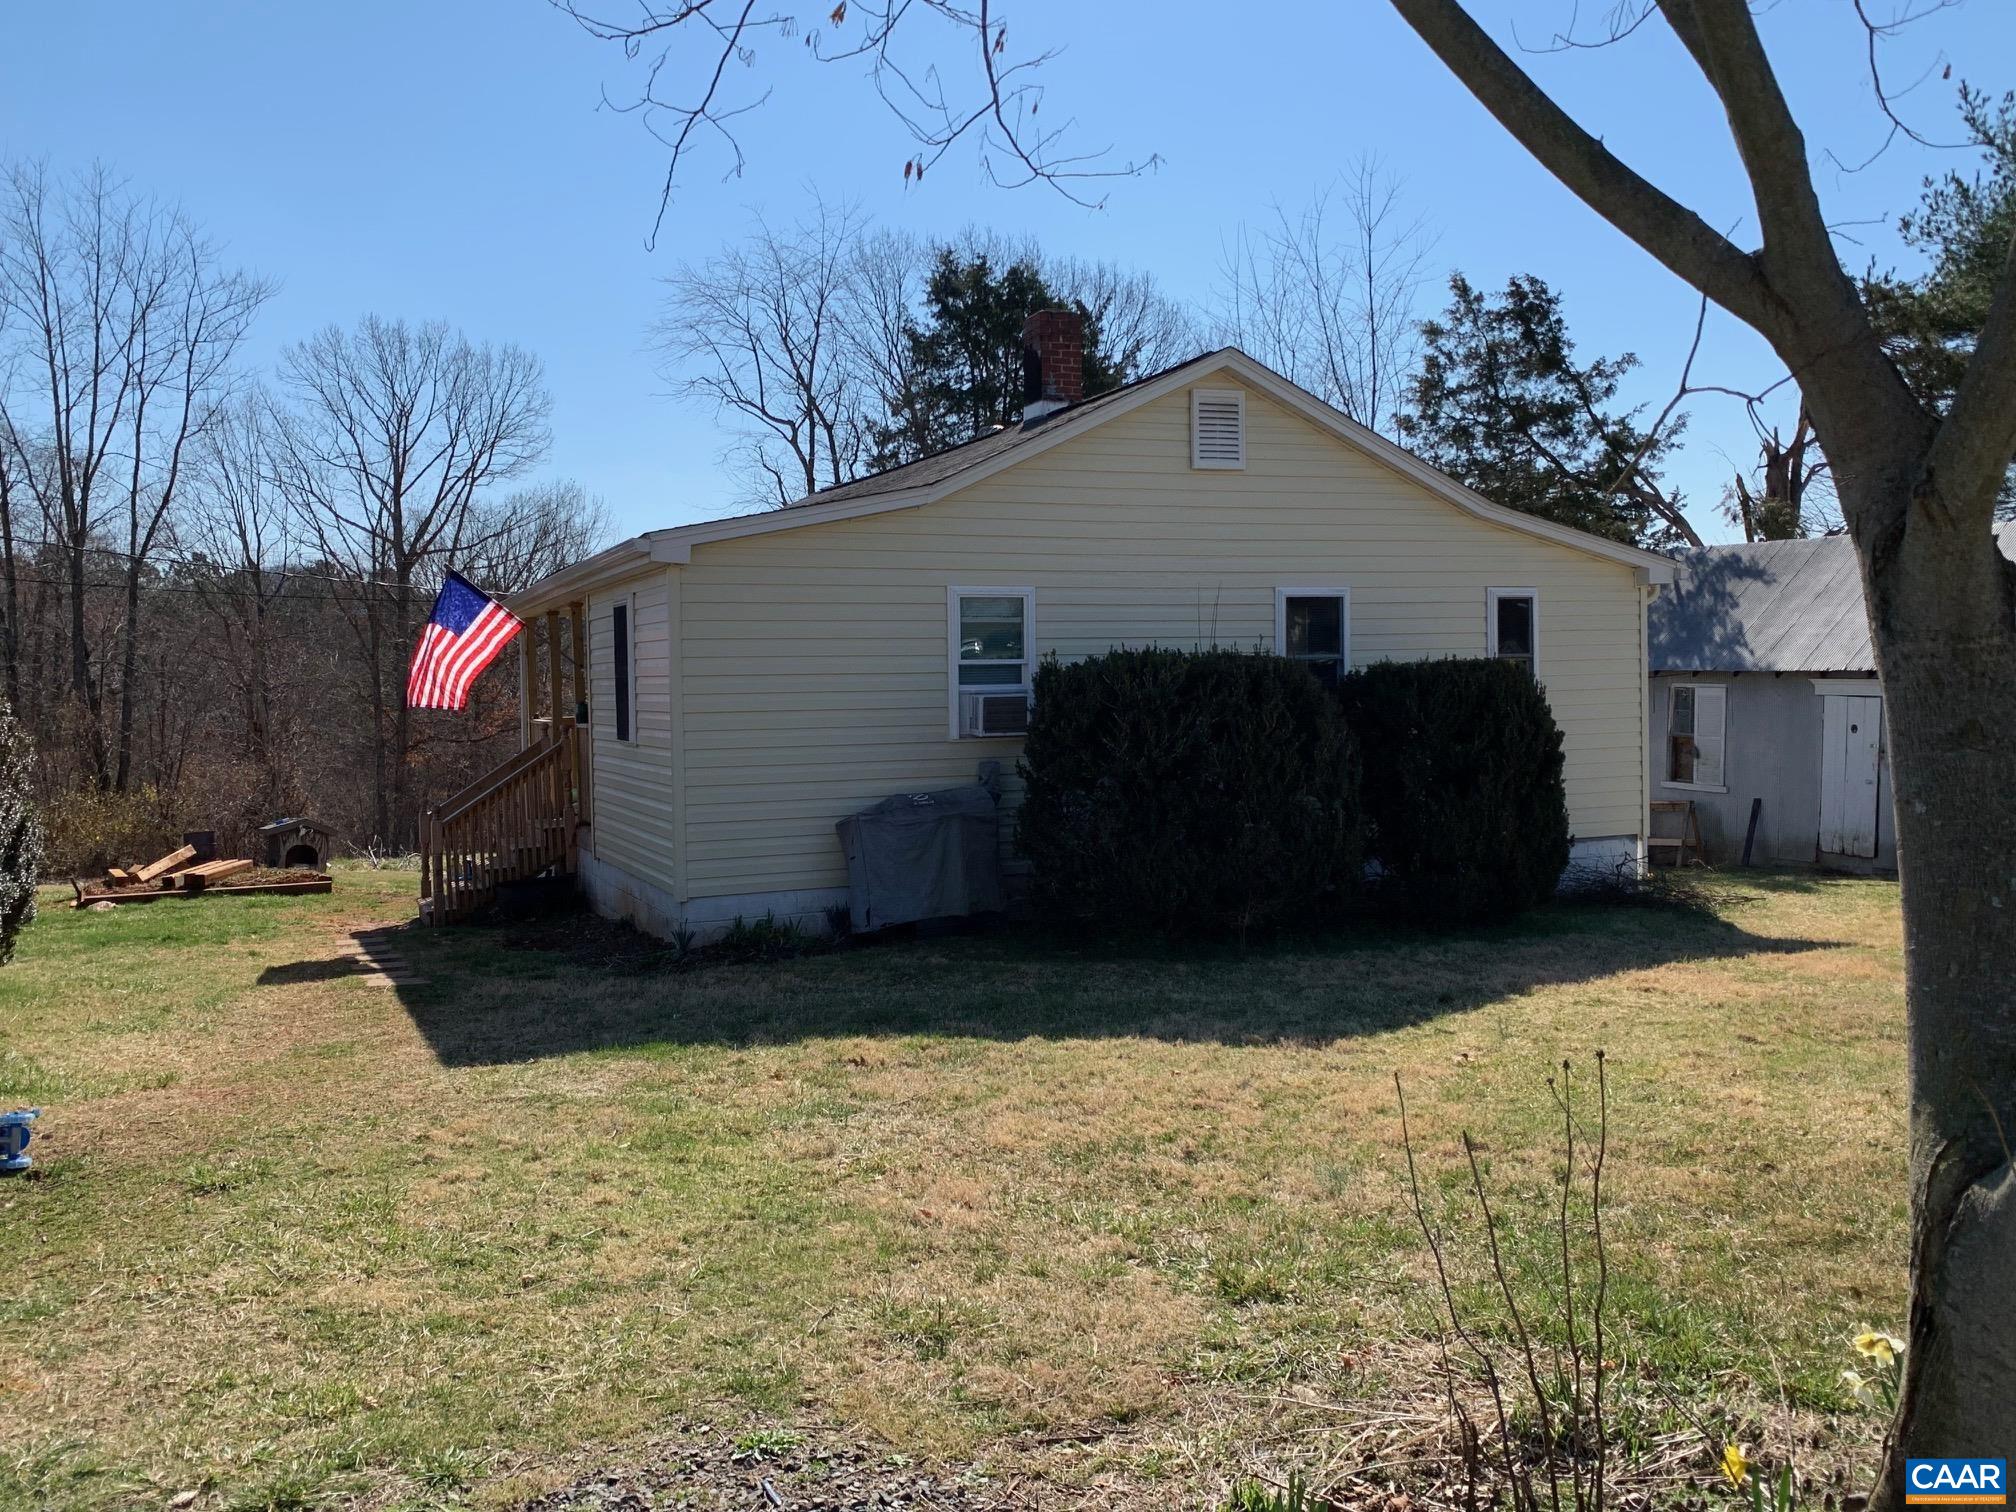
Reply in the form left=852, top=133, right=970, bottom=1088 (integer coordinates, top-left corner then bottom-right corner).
left=656, top=198, right=877, bottom=507
left=1212, top=158, right=1436, bottom=436
left=1387, top=0, right=1778, bottom=333
left=1657, top=2, right=1881, bottom=344
left=552, top=0, right=1158, bottom=242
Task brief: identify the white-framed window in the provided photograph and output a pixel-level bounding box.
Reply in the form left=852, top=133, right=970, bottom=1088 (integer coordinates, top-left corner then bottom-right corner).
left=1487, top=588, right=1539, bottom=676
left=1274, top=587, right=1350, bottom=687
left=1191, top=387, right=1246, bottom=469
left=948, top=587, right=1035, bottom=739
left=1665, top=682, right=1727, bottom=791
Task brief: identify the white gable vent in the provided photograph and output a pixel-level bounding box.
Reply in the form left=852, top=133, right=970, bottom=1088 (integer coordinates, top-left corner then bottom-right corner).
left=1191, top=387, right=1245, bottom=469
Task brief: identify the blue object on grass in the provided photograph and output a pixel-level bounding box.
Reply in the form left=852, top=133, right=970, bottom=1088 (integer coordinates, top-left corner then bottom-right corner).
left=0, top=1108, right=40, bottom=1173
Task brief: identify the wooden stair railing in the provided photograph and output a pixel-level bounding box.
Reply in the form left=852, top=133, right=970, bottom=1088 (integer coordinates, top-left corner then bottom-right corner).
left=419, top=722, right=580, bottom=925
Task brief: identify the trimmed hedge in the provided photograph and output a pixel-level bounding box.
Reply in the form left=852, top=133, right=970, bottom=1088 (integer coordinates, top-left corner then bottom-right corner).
left=1015, top=647, right=1361, bottom=937
left=1338, top=657, right=1570, bottom=923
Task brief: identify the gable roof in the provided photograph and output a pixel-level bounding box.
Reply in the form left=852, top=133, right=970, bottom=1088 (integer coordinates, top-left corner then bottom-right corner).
left=511, top=348, right=1676, bottom=614
left=1650, top=529, right=2016, bottom=674
left=789, top=352, right=1225, bottom=510
left=1651, top=537, right=1871, bottom=673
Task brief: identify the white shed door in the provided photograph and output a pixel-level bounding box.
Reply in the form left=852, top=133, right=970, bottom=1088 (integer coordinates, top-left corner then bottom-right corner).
left=1818, top=695, right=1883, bottom=858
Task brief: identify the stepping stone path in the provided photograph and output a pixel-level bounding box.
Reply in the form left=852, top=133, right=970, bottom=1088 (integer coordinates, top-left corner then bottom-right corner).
left=342, top=928, right=423, bottom=988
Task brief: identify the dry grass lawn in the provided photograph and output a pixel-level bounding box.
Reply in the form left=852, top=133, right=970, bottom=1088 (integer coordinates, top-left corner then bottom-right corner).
left=0, top=866, right=1907, bottom=1510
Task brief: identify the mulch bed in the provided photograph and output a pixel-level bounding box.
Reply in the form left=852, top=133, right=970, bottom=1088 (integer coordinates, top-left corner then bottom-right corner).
left=514, top=1429, right=1038, bottom=1511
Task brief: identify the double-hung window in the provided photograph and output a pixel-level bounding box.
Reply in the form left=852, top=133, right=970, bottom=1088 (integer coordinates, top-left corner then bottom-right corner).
left=949, top=588, right=1034, bottom=737
left=1275, top=588, right=1350, bottom=687
left=1666, top=683, right=1727, bottom=789
left=1488, top=588, right=1539, bottom=676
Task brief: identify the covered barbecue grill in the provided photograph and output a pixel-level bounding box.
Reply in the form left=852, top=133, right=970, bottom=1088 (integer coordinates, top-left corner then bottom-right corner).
left=834, top=776, right=1004, bottom=933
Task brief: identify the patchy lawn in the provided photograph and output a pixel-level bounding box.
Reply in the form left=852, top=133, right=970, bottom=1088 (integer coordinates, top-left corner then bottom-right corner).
left=0, top=867, right=1906, bottom=1509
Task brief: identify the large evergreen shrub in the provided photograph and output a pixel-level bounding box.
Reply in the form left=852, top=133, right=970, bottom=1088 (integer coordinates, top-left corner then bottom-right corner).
left=0, top=700, right=43, bottom=964
left=1338, top=658, right=1570, bottom=924
left=1016, top=648, right=1361, bottom=937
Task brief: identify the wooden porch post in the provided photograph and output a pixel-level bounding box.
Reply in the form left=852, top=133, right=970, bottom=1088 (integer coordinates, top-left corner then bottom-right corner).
left=517, top=631, right=535, bottom=751
left=545, top=608, right=574, bottom=870
left=545, top=609, right=565, bottom=732
left=569, top=599, right=591, bottom=827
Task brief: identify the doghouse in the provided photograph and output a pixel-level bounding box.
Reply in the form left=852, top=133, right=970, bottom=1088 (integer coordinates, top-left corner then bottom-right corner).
left=257, top=817, right=336, bottom=871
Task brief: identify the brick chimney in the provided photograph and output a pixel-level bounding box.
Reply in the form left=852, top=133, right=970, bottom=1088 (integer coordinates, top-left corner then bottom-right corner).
left=1021, top=308, right=1084, bottom=420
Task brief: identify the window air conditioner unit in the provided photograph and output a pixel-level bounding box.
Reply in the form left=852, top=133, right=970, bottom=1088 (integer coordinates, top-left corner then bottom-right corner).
left=959, top=689, right=1031, bottom=737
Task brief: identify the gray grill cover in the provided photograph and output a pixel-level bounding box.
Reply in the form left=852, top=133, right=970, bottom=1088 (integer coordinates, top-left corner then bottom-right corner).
left=835, top=783, right=1004, bottom=932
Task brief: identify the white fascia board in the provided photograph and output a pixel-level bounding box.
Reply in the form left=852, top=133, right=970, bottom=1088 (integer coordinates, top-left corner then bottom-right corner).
left=508, top=537, right=653, bottom=616
left=646, top=489, right=933, bottom=564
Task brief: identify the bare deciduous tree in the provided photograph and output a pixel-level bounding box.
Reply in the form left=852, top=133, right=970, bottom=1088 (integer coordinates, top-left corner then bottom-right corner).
left=660, top=211, right=1200, bottom=505
left=1040, top=254, right=1199, bottom=379
left=0, top=162, right=268, bottom=789
left=0, top=162, right=267, bottom=790
left=1724, top=408, right=1837, bottom=541
left=462, top=479, right=612, bottom=593
left=272, top=317, right=552, bottom=845
left=842, top=226, right=932, bottom=468
left=656, top=200, right=876, bottom=508
left=186, top=395, right=299, bottom=816
left=1213, top=158, right=1437, bottom=436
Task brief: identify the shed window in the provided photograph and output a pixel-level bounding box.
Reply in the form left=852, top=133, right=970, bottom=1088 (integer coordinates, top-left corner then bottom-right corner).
left=1488, top=589, right=1539, bottom=676
left=611, top=599, right=631, bottom=743
left=1667, top=683, right=1726, bottom=789
left=1275, top=588, right=1350, bottom=687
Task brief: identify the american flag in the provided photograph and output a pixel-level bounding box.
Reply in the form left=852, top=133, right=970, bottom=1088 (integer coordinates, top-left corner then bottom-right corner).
left=406, top=571, right=523, bottom=711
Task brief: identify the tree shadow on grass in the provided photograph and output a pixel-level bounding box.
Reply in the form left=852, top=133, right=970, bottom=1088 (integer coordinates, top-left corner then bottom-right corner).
left=287, top=892, right=1840, bottom=1068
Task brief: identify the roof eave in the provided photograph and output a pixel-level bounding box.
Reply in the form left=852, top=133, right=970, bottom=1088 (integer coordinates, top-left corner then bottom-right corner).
left=646, top=488, right=935, bottom=564
left=508, top=535, right=655, bottom=617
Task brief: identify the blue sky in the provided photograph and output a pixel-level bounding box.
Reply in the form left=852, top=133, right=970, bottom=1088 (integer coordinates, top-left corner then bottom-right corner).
left=3, top=2, right=2008, bottom=544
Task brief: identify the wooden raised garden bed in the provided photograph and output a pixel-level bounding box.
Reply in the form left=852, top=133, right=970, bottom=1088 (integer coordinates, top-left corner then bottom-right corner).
left=74, top=862, right=333, bottom=907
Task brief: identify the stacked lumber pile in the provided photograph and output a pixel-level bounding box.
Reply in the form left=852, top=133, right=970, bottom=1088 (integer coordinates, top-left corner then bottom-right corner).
left=130, top=844, right=198, bottom=887
left=176, top=858, right=254, bottom=892
left=73, top=843, right=332, bottom=907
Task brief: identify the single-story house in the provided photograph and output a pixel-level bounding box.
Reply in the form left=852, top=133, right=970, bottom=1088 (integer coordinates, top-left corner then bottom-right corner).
left=1646, top=526, right=2016, bottom=871
left=497, top=315, right=1676, bottom=940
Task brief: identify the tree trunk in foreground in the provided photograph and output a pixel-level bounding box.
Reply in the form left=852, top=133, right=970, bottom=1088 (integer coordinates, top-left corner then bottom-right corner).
left=1859, top=456, right=2016, bottom=1480
left=1379, top=0, right=2016, bottom=1489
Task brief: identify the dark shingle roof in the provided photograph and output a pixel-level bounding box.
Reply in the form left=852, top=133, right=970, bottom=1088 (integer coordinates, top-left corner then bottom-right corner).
left=1651, top=529, right=2016, bottom=674
left=785, top=351, right=1223, bottom=509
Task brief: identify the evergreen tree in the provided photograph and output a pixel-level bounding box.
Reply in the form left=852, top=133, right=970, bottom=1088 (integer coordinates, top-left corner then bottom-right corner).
left=871, top=249, right=1122, bottom=469
left=1865, top=86, right=2015, bottom=510
left=1399, top=273, right=1701, bottom=549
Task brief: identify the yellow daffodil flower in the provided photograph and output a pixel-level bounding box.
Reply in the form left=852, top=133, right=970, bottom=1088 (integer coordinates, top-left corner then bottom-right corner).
left=1722, top=1443, right=1752, bottom=1487
left=1841, top=1368, right=1878, bottom=1407
left=1853, top=1330, right=1905, bottom=1365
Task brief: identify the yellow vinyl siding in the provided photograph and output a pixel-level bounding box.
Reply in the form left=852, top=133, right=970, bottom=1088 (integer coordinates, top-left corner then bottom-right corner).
left=672, top=375, right=1647, bottom=901
left=587, top=568, right=677, bottom=895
